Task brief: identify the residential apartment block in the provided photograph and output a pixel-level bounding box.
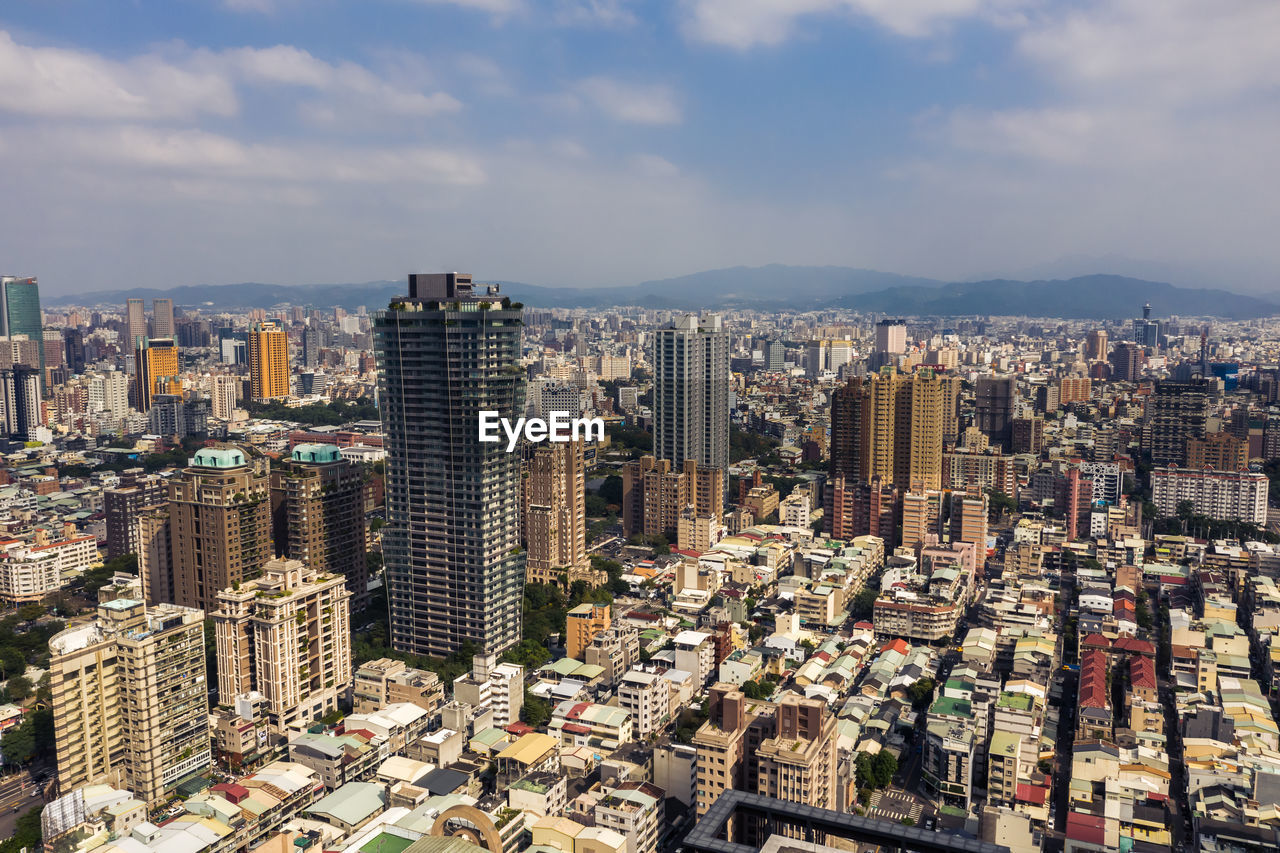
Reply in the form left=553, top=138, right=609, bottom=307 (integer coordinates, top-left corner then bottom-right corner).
left=213, top=557, right=353, bottom=734
left=50, top=595, right=210, bottom=805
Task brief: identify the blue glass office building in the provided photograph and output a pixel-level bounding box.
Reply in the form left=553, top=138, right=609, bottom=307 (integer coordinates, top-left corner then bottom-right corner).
left=1, top=276, right=43, bottom=370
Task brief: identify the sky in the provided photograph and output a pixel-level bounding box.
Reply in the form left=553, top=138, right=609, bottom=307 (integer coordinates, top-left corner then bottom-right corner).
left=2, top=0, right=1278, bottom=297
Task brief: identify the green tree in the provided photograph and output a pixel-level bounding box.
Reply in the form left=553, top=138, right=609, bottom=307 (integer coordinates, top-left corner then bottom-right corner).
left=729, top=426, right=781, bottom=464
left=0, top=719, right=35, bottom=764
left=77, top=553, right=140, bottom=600
left=245, top=398, right=379, bottom=426
left=599, top=475, right=624, bottom=506
left=907, top=678, right=936, bottom=710
left=763, top=475, right=805, bottom=499
left=871, top=750, right=898, bottom=789
left=521, top=689, right=552, bottom=728
left=850, top=586, right=878, bottom=621
left=603, top=423, right=652, bottom=457
left=16, top=604, right=44, bottom=622
left=0, top=646, right=25, bottom=680
left=0, top=708, right=49, bottom=766
left=627, top=533, right=669, bottom=557
left=5, top=674, right=33, bottom=703
left=855, top=751, right=875, bottom=790
left=204, top=620, right=218, bottom=701
left=1135, top=589, right=1153, bottom=631
left=985, top=489, right=1018, bottom=518
left=504, top=639, right=551, bottom=670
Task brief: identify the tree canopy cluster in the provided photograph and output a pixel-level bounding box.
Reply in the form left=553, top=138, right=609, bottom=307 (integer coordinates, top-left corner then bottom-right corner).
left=246, top=398, right=380, bottom=426
left=855, top=749, right=898, bottom=793
left=730, top=426, right=782, bottom=465
left=604, top=423, right=652, bottom=457
left=0, top=708, right=53, bottom=767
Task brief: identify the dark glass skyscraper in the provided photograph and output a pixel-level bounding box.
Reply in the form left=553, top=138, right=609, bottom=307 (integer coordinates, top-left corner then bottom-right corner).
left=1, top=276, right=43, bottom=370
left=0, top=366, right=41, bottom=438
left=374, top=273, right=525, bottom=657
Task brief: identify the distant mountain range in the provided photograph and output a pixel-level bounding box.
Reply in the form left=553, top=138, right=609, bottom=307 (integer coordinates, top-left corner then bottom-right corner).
left=49, top=265, right=1279, bottom=320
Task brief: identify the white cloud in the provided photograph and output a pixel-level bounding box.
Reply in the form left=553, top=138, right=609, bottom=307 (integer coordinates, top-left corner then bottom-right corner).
left=630, top=153, right=679, bottom=178
left=452, top=53, right=515, bottom=97
left=550, top=139, right=590, bottom=159
left=892, top=0, right=1280, bottom=290
left=207, top=45, right=463, bottom=119
left=24, top=124, right=488, bottom=186
left=1016, top=0, right=1280, bottom=105
left=680, top=0, right=1028, bottom=48
left=0, top=31, right=460, bottom=126
left=0, top=30, right=237, bottom=119
left=222, top=0, right=279, bottom=12
left=939, top=1, right=1280, bottom=167
left=574, top=77, right=680, bottom=124
left=554, top=0, right=638, bottom=28
left=407, top=0, right=524, bottom=15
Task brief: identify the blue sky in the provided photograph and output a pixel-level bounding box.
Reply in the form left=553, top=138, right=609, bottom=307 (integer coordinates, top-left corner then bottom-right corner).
left=2, top=0, right=1278, bottom=296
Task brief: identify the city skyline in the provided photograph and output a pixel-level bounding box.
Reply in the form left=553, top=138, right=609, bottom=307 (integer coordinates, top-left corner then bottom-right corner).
left=3, top=3, right=1280, bottom=295
left=9, top=2, right=1280, bottom=848
left=9, top=286, right=1280, bottom=852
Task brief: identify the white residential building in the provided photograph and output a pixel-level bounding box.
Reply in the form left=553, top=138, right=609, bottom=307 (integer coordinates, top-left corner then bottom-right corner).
left=780, top=492, right=811, bottom=528
left=453, top=654, right=525, bottom=729
left=673, top=630, right=715, bottom=686
left=618, top=670, right=670, bottom=740
left=212, top=558, right=353, bottom=735
left=211, top=375, right=240, bottom=421
left=1152, top=467, right=1268, bottom=525
left=594, top=781, right=663, bottom=853
left=87, top=370, right=130, bottom=414
left=0, top=534, right=98, bottom=604
left=1075, top=460, right=1123, bottom=505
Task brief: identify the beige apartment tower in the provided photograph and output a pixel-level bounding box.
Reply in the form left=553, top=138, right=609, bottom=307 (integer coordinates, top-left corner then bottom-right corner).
left=900, top=367, right=945, bottom=490
left=271, top=443, right=370, bottom=610
left=213, top=557, right=352, bottom=733
left=901, top=489, right=943, bottom=553
left=211, top=374, right=240, bottom=420
left=693, top=683, right=776, bottom=818
left=566, top=603, right=611, bottom=661
left=152, top=298, right=175, bottom=339
left=49, top=597, right=210, bottom=805
left=1186, top=431, right=1249, bottom=472
left=950, top=490, right=990, bottom=555
left=755, top=694, right=838, bottom=808
left=248, top=319, right=290, bottom=400
left=523, top=438, right=591, bottom=586
left=125, top=298, right=147, bottom=349
left=167, top=446, right=272, bottom=612
left=622, top=455, right=723, bottom=540
left=862, top=367, right=944, bottom=491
